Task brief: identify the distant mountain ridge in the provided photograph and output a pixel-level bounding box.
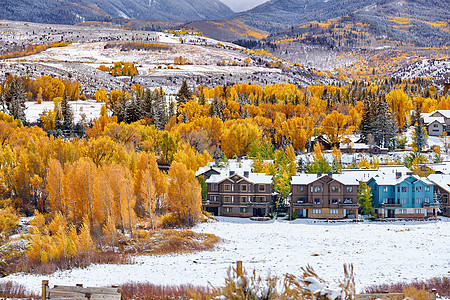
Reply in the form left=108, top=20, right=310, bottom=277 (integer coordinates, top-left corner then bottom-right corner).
left=0, top=0, right=234, bottom=24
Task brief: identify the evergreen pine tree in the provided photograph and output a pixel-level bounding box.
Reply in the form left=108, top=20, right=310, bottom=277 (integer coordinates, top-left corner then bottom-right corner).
left=3, top=76, right=27, bottom=123
left=413, top=109, right=427, bottom=152
left=61, top=91, right=74, bottom=132
left=176, top=80, right=192, bottom=110
left=358, top=182, right=373, bottom=215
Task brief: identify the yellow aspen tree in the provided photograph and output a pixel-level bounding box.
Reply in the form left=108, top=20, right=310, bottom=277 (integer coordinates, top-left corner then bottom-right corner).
left=386, top=89, right=413, bottom=130
left=167, top=162, right=202, bottom=226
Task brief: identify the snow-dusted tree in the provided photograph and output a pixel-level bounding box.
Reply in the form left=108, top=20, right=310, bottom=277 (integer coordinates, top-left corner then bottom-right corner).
left=412, top=109, right=427, bottom=152
left=2, top=76, right=27, bottom=123
left=61, top=91, right=73, bottom=131
left=176, top=80, right=192, bottom=110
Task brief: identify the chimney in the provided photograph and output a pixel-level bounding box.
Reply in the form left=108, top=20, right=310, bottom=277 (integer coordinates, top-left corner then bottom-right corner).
left=328, top=171, right=333, bottom=177
left=244, top=171, right=249, bottom=178
left=406, top=172, right=413, bottom=176
left=317, top=171, right=322, bottom=177
left=230, top=170, right=235, bottom=176
left=395, top=172, right=402, bottom=179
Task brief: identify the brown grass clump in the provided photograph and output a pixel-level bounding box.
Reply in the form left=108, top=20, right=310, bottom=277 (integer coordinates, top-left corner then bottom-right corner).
left=129, top=229, right=220, bottom=255
left=363, top=277, right=449, bottom=298
left=0, top=281, right=38, bottom=299
left=120, top=282, right=215, bottom=300
left=5, top=251, right=132, bottom=275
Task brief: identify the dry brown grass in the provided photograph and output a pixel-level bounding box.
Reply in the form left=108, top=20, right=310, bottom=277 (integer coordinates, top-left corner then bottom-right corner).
left=129, top=229, right=220, bottom=255
left=0, top=281, right=38, bottom=299
left=5, top=251, right=132, bottom=275
left=120, top=282, right=215, bottom=300
left=363, top=277, right=449, bottom=298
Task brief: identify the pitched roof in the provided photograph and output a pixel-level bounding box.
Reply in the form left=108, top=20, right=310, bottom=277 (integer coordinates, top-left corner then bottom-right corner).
left=369, top=174, right=433, bottom=186
left=291, top=174, right=359, bottom=186
left=206, top=170, right=272, bottom=184
left=430, top=110, right=450, bottom=119
left=428, top=174, right=450, bottom=193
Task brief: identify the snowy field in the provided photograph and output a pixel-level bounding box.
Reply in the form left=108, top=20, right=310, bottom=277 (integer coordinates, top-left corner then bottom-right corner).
left=3, top=217, right=449, bottom=293
left=25, top=101, right=105, bottom=123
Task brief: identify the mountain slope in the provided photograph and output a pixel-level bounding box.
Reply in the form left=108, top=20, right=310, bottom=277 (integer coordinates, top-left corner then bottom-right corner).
left=239, top=0, right=450, bottom=34
left=0, top=0, right=235, bottom=24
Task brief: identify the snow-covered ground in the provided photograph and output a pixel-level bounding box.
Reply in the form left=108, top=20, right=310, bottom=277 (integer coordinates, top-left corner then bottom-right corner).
left=3, top=217, right=449, bottom=293
left=25, top=101, right=105, bottom=123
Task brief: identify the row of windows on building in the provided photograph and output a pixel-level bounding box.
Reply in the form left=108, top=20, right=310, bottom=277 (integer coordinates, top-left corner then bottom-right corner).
left=223, top=207, right=249, bottom=213
left=296, top=186, right=354, bottom=193
left=397, top=209, right=426, bottom=214
left=211, top=184, right=266, bottom=192
left=311, top=209, right=340, bottom=214
left=296, top=198, right=354, bottom=204
left=382, top=197, right=431, bottom=204
left=210, top=195, right=267, bottom=202
left=382, top=186, right=431, bottom=193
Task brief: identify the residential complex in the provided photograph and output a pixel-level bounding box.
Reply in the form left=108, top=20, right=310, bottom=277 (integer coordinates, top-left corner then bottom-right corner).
left=290, top=172, right=359, bottom=219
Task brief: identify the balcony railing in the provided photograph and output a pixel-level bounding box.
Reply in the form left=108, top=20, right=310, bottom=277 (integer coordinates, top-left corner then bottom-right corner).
left=379, top=203, right=402, bottom=207
left=422, top=202, right=439, bottom=208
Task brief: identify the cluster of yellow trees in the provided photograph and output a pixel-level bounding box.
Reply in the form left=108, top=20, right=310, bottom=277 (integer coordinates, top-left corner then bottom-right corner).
left=97, top=62, right=138, bottom=77
left=1, top=75, right=82, bottom=102
left=0, top=111, right=210, bottom=263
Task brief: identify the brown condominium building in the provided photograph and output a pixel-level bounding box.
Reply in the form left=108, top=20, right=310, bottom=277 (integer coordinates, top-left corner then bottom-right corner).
left=290, top=172, right=360, bottom=219
left=203, top=169, right=274, bottom=217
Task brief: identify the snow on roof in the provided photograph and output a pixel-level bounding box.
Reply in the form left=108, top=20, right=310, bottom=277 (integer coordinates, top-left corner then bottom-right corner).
left=430, top=110, right=450, bottom=119
left=424, top=116, right=446, bottom=125
left=429, top=162, right=450, bottom=174
left=369, top=173, right=433, bottom=186
left=205, top=169, right=272, bottom=184
left=291, top=174, right=359, bottom=185
left=340, top=143, right=370, bottom=150
left=428, top=174, right=450, bottom=193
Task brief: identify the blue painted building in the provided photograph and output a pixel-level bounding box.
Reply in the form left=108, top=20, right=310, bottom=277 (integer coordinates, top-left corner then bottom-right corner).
left=367, top=173, right=438, bottom=218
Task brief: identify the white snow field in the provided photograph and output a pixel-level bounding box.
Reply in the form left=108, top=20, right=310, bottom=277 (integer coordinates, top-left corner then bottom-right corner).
left=2, top=217, right=449, bottom=293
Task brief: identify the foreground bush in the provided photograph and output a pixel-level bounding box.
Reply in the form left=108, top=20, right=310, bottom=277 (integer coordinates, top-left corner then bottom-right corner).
left=120, top=282, right=214, bottom=300
left=364, top=277, right=449, bottom=298
left=0, top=281, right=37, bottom=299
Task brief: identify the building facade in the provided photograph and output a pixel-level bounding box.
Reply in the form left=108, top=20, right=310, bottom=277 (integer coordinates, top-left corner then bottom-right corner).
left=428, top=174, right=450, bottom=217
left=203, top=170, right=274, bottom=217
left=290, top=173, right=359, bottom=219
left=367, top=173, right=438, bottom=218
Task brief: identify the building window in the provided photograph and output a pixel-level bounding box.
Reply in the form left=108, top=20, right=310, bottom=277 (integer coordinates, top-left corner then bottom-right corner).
left=224, top=184, right=231, bottom=191
left=425, top=186, right=430, bottom=192
left=240, top=207, right=249, bottom=213
left=401, top=198, right=407, bottom=204
left=241, top=185, right=248, bottom=192
left=330, top=209, right=339, bottom=214
left=414, top=209, right=421, bottom=214
left=297, top=197, right=307, bottom=204
left=312, top=209, right=322, bottom=214
left=211, top=196, right=218, bottom=202
left=424, top=198, right=430, bottom=203
left=297, top=186, right=304, bottom=192
left=383, top=187, right=389, bottom=192
left=433, top=124, right=439, bottom=128
left=399, top=209, right=407, bottom=214
left=383, top=198, right=388, bottom=204
left=224, top=196, right=231, bottom=203
left=331, top=198, right=338, bottom=205
left=331, top=186, right=339, bottom=193
left=240, top=196, right=247, bottom=203
left=259, top=185, right=266, bottom=192
left=314, top=198, right=321, bottom=205
left=416, top=186, right=422, bottom=192
left=224, top=207, right=232, bottom=213
left=256, top=196, right=265, bottom=202
left=344, top=198, right=353, bottom=204
left=401, top=186, right=407, bottom=192
left=314, top=186, right=321, bottom=193
left=211, top=184, right=218, bottom=191
left=416, top=198, right=422, bottom=204
left=346, top=186, right=353, bottom=193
